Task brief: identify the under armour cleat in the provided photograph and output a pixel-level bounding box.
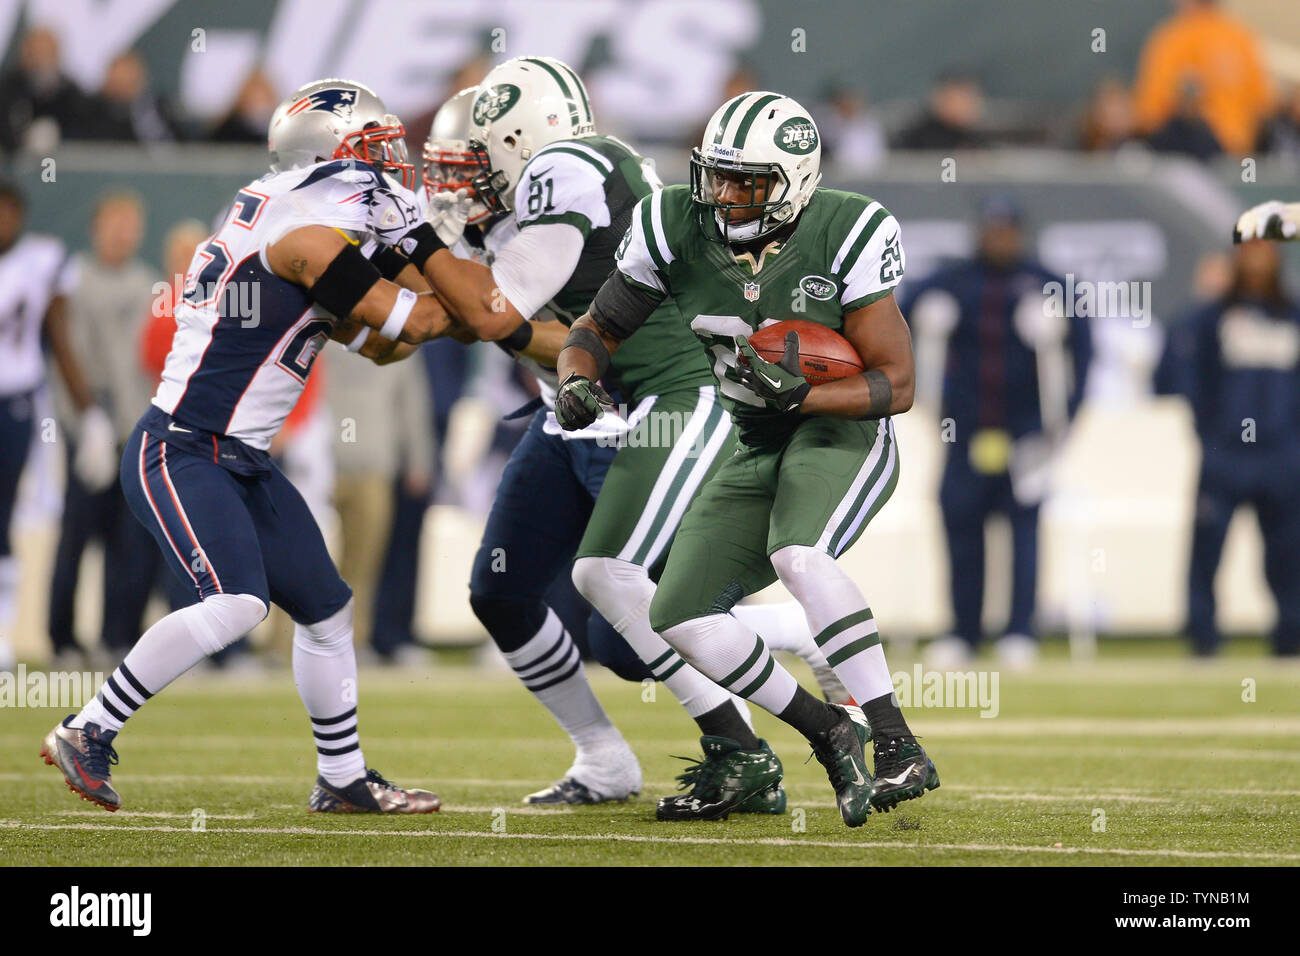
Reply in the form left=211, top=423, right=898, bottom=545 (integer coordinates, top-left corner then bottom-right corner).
left=524, top=737, right=641, bottom=805
left=308, top=768, right=441, bottom=813
left=869, top=737, right=939, bottom=813
left=809, top=704, right=874, bottom=827
left=656, top=736, right=784, bottom=821
left=41, top=716, right=121, bottom=812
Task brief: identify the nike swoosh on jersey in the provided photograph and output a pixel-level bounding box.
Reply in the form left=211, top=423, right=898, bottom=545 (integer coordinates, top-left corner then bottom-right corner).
left=168, top=422, right=192, bottom=433
left=528, top=167, right=554, bottom=182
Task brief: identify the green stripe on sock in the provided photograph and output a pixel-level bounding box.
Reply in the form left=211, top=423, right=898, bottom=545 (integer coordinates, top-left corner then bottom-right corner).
left=721, top=635, right=765, bottom=688
left=647, top=648, right=675, bottom=670
left=825, top=633, right=881, bottom=668
left=814, top=607, right=875, bottom=649
left=736, top=653, right=776, bottom=699
left=658, top=658, right=686, bottom=681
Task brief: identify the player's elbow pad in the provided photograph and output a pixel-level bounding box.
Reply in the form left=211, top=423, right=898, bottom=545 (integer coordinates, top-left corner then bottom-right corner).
left=307, top=243, right=383, bottom=319
left=589, top=273, right=660, bottom=341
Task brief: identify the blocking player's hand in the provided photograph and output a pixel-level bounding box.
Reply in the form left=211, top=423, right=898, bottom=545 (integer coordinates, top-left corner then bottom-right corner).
left=428, top=188, right=475, bottom=247
left=1233, top=200, right=1299, bottom=243
left=555, top=373, right=612, bottom=430
left=728, top=331, right=811, bottom=413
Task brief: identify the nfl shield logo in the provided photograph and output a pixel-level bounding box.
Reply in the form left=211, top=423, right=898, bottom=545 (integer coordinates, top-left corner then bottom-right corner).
left=744, top=281, right=760, bottom=302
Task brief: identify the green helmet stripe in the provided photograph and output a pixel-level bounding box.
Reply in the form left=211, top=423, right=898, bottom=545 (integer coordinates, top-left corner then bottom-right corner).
left=711, top=94, right=749, bottom=145
left=556, top=60, right=593, bottom=124
left=525, top=57, right=580, bottom=129
left=730, top=93, right=780, bottom=148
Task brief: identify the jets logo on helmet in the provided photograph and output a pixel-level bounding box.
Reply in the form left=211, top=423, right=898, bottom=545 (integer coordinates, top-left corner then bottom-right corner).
left=775, top=118, right=819, bottom=154
left=284, top=86, right=361, bottom=122
left=472, top=84, right=521, bottom=125
left=690, top=91, right=823, bottom=243
left=466, top=56, right=596, bottom=214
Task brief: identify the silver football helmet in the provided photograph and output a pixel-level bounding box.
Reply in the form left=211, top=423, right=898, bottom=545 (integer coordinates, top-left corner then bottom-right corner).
left=423, top=87, right=493, bottom=226
left=268, top=78, right=416, bottom=190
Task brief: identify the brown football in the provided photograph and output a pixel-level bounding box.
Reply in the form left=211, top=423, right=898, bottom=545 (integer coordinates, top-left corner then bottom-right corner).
left=749, top=319, right=864, bottom=385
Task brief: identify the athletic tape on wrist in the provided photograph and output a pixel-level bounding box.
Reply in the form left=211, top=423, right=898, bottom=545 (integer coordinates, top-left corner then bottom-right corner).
left=379, top=287, right=418, bottom=341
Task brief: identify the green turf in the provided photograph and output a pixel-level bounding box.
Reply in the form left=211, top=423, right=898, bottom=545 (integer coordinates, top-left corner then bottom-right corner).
left=3, top=646, right=1298, bottom=866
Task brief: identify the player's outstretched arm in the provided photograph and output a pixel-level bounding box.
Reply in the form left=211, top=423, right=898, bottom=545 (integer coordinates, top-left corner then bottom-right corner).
left=1234, top=201, right=1300, bottom=242
left=267, top=225, right=450, bottom=346
left=800, top=293, right=915, bottom=419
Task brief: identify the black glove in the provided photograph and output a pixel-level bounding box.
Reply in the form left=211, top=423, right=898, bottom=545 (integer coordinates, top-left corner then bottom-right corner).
left=725, top=330, right=812, bottom=412
left=555, top=373, right=612, bottom=431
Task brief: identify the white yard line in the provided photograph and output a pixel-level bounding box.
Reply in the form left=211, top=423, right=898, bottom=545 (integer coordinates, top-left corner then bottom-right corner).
left=1, top=819, right=1295, bottom=862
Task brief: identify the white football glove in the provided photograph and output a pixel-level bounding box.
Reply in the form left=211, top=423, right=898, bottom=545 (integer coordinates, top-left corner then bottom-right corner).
left=74, top=406, right=118, bottom=492
left=427, top=188, right=475, bottom=247
left=1233, top=200, right=1299, bottom=243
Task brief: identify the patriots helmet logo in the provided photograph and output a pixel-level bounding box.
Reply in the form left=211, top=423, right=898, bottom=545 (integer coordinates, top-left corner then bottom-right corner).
left=285, top=87, right=360, bottom=122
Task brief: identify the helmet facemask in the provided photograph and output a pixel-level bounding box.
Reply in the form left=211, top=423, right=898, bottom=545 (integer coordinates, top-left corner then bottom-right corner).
left=690, top=148, right=795, bottom=244
left=336, top=115, right=416, bottom=191
left=422, top=140, right=493, bottom=225
left=466, top=141, right=514, bottom=215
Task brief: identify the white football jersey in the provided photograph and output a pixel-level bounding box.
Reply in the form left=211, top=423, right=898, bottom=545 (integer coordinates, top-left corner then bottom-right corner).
left=0, top=233, right=71, bottom=396
left=152, top=159, right=422, bottom=450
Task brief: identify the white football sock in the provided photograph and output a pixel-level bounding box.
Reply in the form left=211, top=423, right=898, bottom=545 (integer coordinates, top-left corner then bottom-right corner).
left=293, top=599, right=366, bottom=785
left=771, top=545, right=895, bottom=704
left=660, top=613, right=800, bottom=716
left=572, top=556, right=731, bottom=719
left=502, top=606, right=615, bottom=749
left=73, top=593, right=267, bottom=733
left=733, top=599, right=851, bottom=703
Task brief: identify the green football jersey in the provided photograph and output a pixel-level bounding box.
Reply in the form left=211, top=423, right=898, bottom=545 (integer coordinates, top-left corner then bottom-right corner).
left=512, top=135, right=714, bottom=401
left=614, top=184, right=905, bottom=410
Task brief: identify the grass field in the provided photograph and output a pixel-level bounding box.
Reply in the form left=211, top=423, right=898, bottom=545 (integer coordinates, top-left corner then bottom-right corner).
left=3, top=641, right=1298, bottom=866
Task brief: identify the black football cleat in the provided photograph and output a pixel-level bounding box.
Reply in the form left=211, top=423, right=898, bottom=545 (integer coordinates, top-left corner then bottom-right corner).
left=308, top=768, right=441, bottom=813
left=809, top=704, right=875, bottom=827
left=41, top=716, right=121, bottom=812
left=869, top=736, right=940, bottom=813
left=655, top=736, right=784, bottom=821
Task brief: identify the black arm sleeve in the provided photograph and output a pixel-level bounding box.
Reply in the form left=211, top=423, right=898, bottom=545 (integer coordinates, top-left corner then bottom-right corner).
left=589, top=271, right=663, bottom=342
left=369, top=244, right=409, bottom=281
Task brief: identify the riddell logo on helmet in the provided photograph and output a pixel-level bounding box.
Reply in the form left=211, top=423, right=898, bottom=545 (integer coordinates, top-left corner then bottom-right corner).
left=472, top=84, right=521, bottom=125
left=774, top=118, right=818, bottom=154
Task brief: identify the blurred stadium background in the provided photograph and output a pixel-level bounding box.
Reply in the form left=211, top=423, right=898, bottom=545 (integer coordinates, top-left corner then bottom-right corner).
left=3, top=0, right=1300, bottom=668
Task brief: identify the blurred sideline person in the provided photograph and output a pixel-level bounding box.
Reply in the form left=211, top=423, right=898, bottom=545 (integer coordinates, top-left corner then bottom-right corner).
left=1132, top=0, right=1273, bottom=156
left=1157, top=240, right=1300, bottom=657
left=328, top=340, right=432, bottom=658
left=0, top=26, right=93, bottom=153
left=902, top=197, right=1091, bottom=670
left=0, top=182, right=102, bottom=671
left=49, top=191, right=160, bottom=666
left=40, top=79, right=453, bottom=814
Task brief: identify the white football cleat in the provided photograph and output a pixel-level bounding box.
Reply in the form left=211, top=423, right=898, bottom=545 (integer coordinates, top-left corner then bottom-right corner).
left=924, top=635, right=974, bottom=671
left=995, top=633, right=1040, bottom=672
left=524, top=733, right=642, bottom=805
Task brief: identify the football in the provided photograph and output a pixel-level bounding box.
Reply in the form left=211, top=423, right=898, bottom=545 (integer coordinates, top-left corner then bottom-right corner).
left=748, top=319, right=864, bottom=384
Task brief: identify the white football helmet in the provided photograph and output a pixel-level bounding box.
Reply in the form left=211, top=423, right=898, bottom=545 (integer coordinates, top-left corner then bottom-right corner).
left=423, top=87, right=493, bottom=226
left=268, top=78, right=416, bottom=190
left=466, top=56, right=596, bottom=213
left=691, top=91, right=822, bottom=243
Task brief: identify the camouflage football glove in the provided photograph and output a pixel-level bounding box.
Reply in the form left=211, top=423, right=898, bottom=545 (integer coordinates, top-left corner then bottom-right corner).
left=555, top=373, right=613, bottom=431
left=727, top=331, right=812, bottom=413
